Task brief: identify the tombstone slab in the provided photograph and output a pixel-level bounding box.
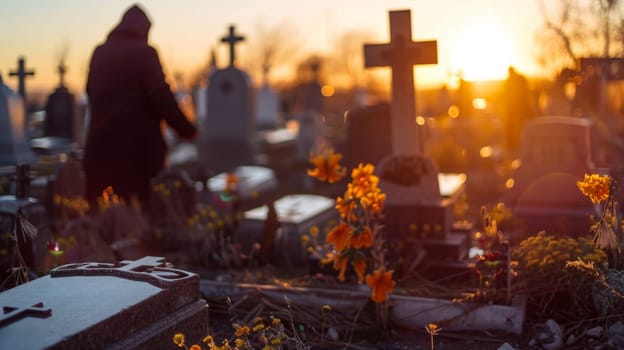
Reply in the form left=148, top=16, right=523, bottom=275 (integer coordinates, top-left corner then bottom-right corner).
left=207, top=165, right=277, bottom=203
left=236, top=194, right=338, bottom=265
left=0, top=256, right=208, bottom=349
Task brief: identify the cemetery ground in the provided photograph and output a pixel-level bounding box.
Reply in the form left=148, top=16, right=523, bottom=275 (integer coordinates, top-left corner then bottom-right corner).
left=2, top=148, right=623, bottom=350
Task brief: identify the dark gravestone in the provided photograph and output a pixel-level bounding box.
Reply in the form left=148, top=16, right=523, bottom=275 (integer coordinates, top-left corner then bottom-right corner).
left=344, top=102, right=391, bottom=169
left=44, top=86, right=76, bottom=140
left=503, top=116, right=597, bottom=237
left=0, top=256, right=208, bottom=349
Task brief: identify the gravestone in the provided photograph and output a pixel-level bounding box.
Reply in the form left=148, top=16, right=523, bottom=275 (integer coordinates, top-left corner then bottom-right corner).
left=207, top=165, right=277, bottom=205
left=503, top=116, right=597, bottom=236
left=236, top=194, right=338, bottom=266
left=0, top=256, right=209, bottom=349
left=43, top=60, right=77, bottom=141
left=0, top=74, right=36, bottom=166
left=199, top=25, right=255, bottom=173
left=255, top=65, right=281, bottom=130
left=344, top=102, right=392, bottom=169
left=361, top=10, right=468, bottom=263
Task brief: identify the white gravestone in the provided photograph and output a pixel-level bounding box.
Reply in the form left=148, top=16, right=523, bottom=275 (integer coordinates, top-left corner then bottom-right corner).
left=255, top=84, right=280, bottom=130
left=0, top=74, right=36, bottom=166
left=207, top=165, right=277, bottom=202
left=199, top=25, right=255, bottom=173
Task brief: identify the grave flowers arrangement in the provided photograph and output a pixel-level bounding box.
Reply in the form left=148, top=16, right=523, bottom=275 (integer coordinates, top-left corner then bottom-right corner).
left=307, top=147, right=394, bottom=333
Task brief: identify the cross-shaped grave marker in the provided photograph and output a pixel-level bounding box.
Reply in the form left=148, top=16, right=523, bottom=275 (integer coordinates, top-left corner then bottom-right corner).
left=9, top=56, right=35, bottom=104
left=364, top=10, right=437, bottom=155
left=221, top=25, right=245, bottom=67
left=57, top=59, right=67, bottom=87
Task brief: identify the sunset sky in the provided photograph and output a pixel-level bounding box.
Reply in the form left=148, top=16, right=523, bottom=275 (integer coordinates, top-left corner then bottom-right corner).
left=0, top=0, right=545, bottom=95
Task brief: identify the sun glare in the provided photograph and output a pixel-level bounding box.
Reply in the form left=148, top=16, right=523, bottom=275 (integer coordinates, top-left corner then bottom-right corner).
left=448, top=21, right=514, bottom=81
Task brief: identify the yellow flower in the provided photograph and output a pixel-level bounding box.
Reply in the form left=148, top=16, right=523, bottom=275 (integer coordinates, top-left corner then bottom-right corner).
left=426, top=323, right=442, bottom=335
left=365, top=268, right=396, bottom=303
left=350, top=163, right=378, bottom=197
left=271, top=317, right=281, bottom=326
left=310, top=226, right=319, bottom=237
left=189, top=345, right=201, bottom=350
left=301, top=235, right=310, bottom=244
left=253, top=323, right=265, bottom=332
left=321, top=304, right=332, bottom=312
left=235, top=326, right=250, bottom=337
left=235, top=338, right=245, bottom=348
left=172, top=333, right=185, bottom=347
left=577, top=173, right=611, bottom=203
left=270, top=336, right=282, bottom=345
left=203, top=335, right=214, bottom=345
left=327, top=222, right=351, bottom=251
left=335, top=194, right=357, bottom=220
left=307, top=149, right=346, bottom=183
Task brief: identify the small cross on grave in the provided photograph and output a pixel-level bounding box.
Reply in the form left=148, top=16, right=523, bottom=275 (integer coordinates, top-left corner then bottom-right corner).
left=221, top=25, right=245, bottom=67
left=117, top=256, right=166, bottom=272
left=364, top=10, right=437, bottom=155
left=57, top=59, right=67, bottom=87
left=9, top=56, right=35, bottom=105
left=0, top=301, right=51, bottom=327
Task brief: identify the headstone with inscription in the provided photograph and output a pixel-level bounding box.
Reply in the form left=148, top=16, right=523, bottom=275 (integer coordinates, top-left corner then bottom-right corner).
left=199, top=25, right=255, bottom=173
left=0, top=256, right=209, bottom=349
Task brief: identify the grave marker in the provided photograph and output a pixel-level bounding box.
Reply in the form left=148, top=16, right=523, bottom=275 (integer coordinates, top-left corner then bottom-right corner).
left=0, top=256, right=209, bottom=349
left=0, top=74, right=36, bottom=166
left=200, top=24, right=255, bottom=173
left=43, top=59, right=77, bottom=141
left=364, top=9, right=437, bottom=155
left=8, top=57, right=35, bottom=107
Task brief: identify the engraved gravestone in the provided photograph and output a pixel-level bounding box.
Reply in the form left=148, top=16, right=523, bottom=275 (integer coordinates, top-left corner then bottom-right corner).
left=0, top=256, right=209, bottom=349
left=199, top=25, right=255, bottom=173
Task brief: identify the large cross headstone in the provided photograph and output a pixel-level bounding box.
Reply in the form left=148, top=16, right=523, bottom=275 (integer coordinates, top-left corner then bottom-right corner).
left=0, top=256, right=209, bottom=349
left=199, top=24, right=255, bottom=173
left=0, top=74, right=36, bottom=166
left=358, top=10, right=468, bottom=264
left=364, top=10, right=437, bottom=155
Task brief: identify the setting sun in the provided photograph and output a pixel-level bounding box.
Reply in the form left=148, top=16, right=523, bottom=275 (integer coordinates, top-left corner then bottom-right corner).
left=448, top=20, right=514, bottom=81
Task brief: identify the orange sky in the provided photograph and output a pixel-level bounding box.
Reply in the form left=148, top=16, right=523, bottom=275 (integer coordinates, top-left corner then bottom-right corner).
left=0, top=0, right=545, bottom=95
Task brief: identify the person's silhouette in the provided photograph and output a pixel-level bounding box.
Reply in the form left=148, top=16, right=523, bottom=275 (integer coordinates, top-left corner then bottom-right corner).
left=83, top=4, right=197, bottom=209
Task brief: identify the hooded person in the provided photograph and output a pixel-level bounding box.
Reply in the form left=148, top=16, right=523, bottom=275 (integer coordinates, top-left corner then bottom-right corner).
left=84, top=4, right=197, bottom=209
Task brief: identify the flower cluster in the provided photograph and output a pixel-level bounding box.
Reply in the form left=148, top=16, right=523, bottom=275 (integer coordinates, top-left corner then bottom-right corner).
left=307, top=147, right=346, bottom=184
left=53, top=194, right=89, bottom=216
left=577, top=173, right=611, bottom=204
left=97, top=186, right=122, bottom=212
left=512, top=231, right=607, bottom=273
left=173, top=314, right=294, bottom=350
left=309, top=151, right=394, bottom=303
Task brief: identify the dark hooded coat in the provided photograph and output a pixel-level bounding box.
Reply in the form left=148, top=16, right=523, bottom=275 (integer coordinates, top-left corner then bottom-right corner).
left=84, top=5, right=196, bottom=207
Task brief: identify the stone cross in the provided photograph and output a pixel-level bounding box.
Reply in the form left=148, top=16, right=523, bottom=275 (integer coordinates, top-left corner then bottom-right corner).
left=221, top=25, right=245, bottom=67
left=9, top=56, right=35, bottom=104
left=364, top=10, right=437, bottom=155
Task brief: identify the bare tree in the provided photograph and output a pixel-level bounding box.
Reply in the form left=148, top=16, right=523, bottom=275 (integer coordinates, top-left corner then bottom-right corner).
left=535, top=0, right=624, bottom=75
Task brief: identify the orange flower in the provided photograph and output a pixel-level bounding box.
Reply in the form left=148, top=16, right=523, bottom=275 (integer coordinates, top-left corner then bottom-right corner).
left=336, top=194, right=357, bottom=220
left=307, top=149, right=346, bottom=183
left=577, top=174, right=611, bottom=203
left=350, top=227, right=373, bottom=249
left=350, top=163, right=378, bottom=197
left=365, top=268, right=396, bottom=303
left=334, top=255, right=349, bottom=282
left=352, top=259, right=367, bottom=284
left=189, top=345, right=201, bottom=350
left=327, top=222, right=351, bottom=251
left=360, top=187, right=386, bottom=215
